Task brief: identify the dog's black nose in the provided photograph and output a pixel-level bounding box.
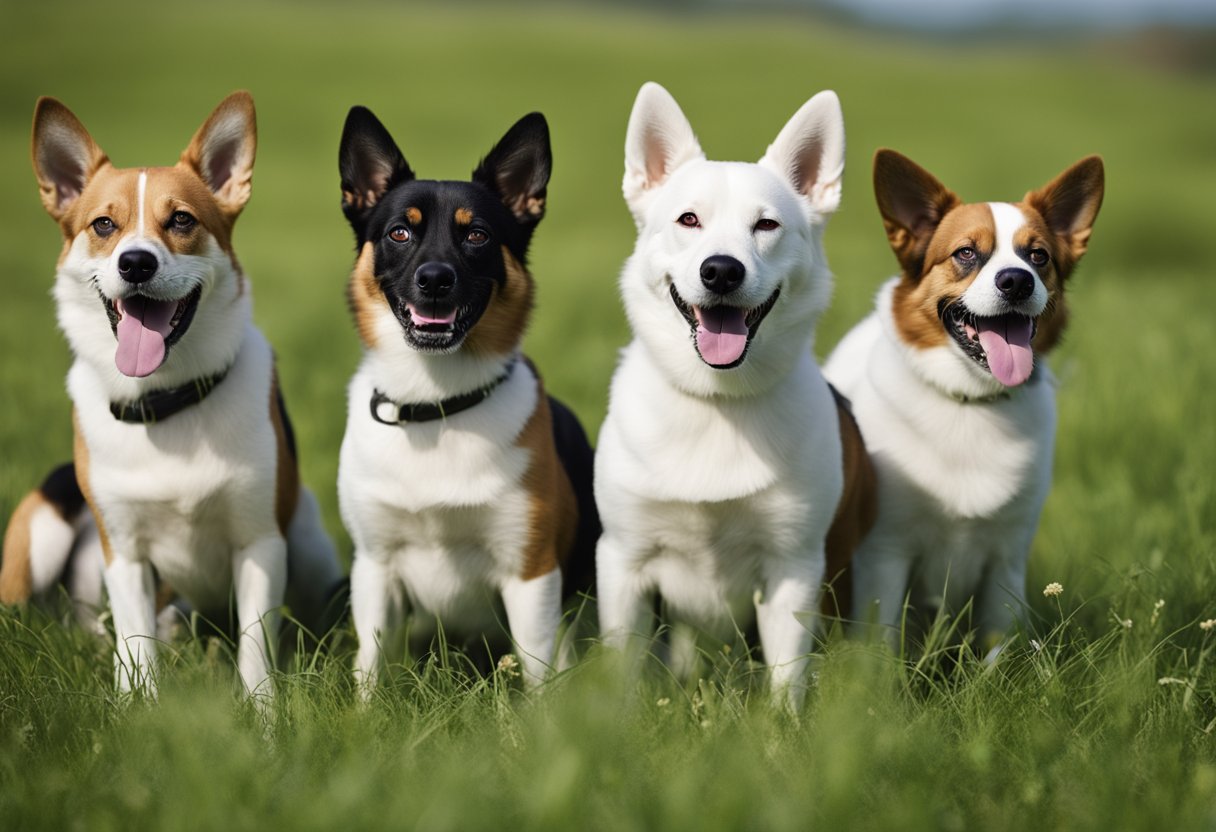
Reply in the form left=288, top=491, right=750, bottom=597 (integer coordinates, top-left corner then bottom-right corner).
left=414, top=262, right=457, bottom=300
left=995, top=268, right=1035, bottom=302
left=117, top=249, right=159, bottom=284
left=700, top=255, right=745, bottom=296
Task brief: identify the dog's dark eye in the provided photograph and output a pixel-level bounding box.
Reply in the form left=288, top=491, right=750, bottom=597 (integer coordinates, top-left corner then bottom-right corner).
left=1027, top=248, right=1050, bottom=267
left=169, top=211, right=196, bottom=232
left=953, top=246, right=977, bottom=263
left=388, top=226, right=411, bottom=243
left=754, top=218, right=780, bottom=232
left=677, top=212, right=700, bottom=229
left=466, top=229, right=488, bottom=245
left=91, top=217, right=116, bottom=237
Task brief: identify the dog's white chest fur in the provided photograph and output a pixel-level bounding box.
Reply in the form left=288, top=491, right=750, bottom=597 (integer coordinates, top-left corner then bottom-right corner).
left=339, top=357, right=538, bottom=627
left=70, top=323, right=281, bottom=612
left=597, top=345, right=842, bottom=632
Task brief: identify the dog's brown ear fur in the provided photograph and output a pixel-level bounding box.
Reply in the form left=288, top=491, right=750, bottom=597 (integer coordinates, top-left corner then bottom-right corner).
left=1023, top=155, right=1104, bottom=266
left=873, top=149, right=961, bottom=280
left=31, top=97, right=110, bottom=222
left=180, top=91, right=258, bottom=220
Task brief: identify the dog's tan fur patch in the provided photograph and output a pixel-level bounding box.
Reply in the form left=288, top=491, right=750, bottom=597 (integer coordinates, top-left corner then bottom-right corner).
left=269, top=370, right=300, bottom=535
left=890, top=203, right=996, bottom=350
left=347, top=242, right=387, bottom=350
left=514, top=380, right=578, bottom=581
left=72, top=410, right=114, bottom=566
left=464, top=246, right=534, bottom=358
left=0, top=491, right=42, bottom=604
left=821, top=397, right=877, bottom=620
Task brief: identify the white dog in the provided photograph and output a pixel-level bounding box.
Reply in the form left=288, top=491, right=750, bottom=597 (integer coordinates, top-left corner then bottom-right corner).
left=595, top=83, right=874, bottom=705
left=824, top=150, right=1104, bottom=650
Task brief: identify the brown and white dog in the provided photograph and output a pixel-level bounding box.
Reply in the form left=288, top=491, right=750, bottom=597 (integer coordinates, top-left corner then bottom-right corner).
left=824, top=150, right=1104, bottom=650
left=335, top=107, right=598, bottom=692
left=1, top=92, right=344, bottom=698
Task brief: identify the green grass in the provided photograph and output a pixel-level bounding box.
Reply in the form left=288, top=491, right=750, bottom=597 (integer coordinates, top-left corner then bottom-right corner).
left=2, top=1, right=1215, bottom=829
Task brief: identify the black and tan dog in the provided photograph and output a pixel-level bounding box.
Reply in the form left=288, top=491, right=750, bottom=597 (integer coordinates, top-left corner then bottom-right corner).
left=335, top=107, right=598, bottom=691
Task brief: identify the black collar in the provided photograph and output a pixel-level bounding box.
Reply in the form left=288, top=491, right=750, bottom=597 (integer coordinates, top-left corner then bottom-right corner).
left=109, top=367, right=231, bottom=424
left=370, top=359, right=517, bottom=425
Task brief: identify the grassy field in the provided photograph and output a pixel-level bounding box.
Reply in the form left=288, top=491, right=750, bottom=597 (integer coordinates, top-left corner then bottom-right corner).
left=2, top=1, right=1215, bottom=829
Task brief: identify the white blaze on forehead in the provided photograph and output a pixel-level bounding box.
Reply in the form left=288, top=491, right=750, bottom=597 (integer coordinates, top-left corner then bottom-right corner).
left=988, top=202, right=1027, bottom=266
left=137, top=170, right=148, bottom=237
left=960, top=201, right=1047, bottom=319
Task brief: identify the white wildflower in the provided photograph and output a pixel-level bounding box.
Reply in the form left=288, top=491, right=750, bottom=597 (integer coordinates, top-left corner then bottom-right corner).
left=1200, top=619, right=1216, bottom=632
left=1151, top=599, right=1165, bottom=625
left=1043, top=582, right=1064, bottom=598
left=656, top=697, right=671, bottom=708
left=496, top=654, right=520, bottom=678
left=1121, top=618, right=1133, bottom=630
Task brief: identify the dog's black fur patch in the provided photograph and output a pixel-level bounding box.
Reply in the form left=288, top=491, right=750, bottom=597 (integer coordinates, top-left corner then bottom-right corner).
left=39, top=462, right=85, bottom=522
left=548, top=396, right=600, bottom=598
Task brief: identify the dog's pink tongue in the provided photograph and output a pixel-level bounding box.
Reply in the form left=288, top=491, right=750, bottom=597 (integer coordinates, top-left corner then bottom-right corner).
left=115, top=297, right=176, bottom=378
left=694, top=306, right=748, bottom=367
left=408, top=305, right=457, bottom=326
left=977, top=315, right=1034, bottom=387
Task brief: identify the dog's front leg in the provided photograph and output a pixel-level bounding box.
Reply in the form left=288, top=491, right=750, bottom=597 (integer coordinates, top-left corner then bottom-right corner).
left=850, top=530, right=914, bottom=649
left=501, top=567, right=562, bottom=686
left=232, top=535, right=287, bottom=700
left=596, top=535, right=653, bottom=652
left=350, top=553, right=400, bottom=700
left=104, top=555, right=159, bottom=695
left=975, top=533, right=1033, bottom=660
left=756, top=553, right=822, bottom=711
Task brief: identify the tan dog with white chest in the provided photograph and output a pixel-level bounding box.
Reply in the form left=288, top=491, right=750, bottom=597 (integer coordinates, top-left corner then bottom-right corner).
left=1, top=92, right=343, bottom=698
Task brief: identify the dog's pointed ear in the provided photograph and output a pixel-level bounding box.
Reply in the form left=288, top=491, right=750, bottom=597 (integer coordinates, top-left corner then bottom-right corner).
left=180, top=91, right=257, bottom=219
left=472, top=112, right=551, bottom=228
left=873, top=149, right=961, bottom=279
left=339, top=106, right=415, bottom=240
left=622, top=82, right=704, bottom=226
left=31, top=97, right=109, bottom=222
left=758, top=90, right=846, bottom=217
left=1024, top=155, right=1104, bottom=265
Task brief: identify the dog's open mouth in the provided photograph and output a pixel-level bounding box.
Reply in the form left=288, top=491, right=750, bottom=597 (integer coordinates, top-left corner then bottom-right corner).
left=670, top=284, right=780, bottom=369
left=939, top=300, right=1037, bottom=388
left=397, top=301, right=478, bottom=352
left=102, top=287, right=202, bottom=378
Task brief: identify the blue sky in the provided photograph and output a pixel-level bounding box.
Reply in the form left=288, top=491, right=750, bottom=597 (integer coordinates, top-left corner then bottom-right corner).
left=816, top=0, right=1216, bottom=29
